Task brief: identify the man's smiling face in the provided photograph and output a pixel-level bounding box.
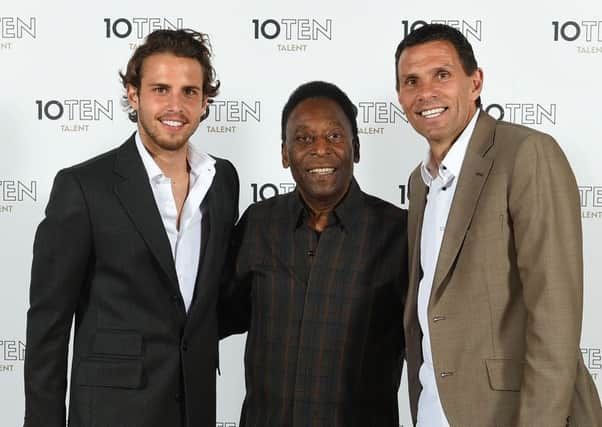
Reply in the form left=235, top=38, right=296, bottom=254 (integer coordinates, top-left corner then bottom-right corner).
left=282, top=97, right=358, bottom=212
left=128, top=52, right=207, bottom=153
left=397, top=40, right=482, bottom=149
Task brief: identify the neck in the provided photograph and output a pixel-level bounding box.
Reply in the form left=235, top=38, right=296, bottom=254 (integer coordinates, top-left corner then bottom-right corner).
left=428, top=141, right=453, bottom=173
left=142, top=140, right=189, bottom=179
left=302, top=185, right=350, bottom=232
left=428, top=109, right=478, bottom=173
left=306, top=206, right=333, bottom=232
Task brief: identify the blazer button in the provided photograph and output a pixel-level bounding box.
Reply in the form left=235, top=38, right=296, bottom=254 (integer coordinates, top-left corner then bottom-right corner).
left=175, top=393, right=183, bottom=402
left=433, top=316, right=446, bottom=322
left=182, top=341, right=188, bottom=352
left=171, top=295, right=179, bottom=303
left=440, top=371, right=454, bottom=378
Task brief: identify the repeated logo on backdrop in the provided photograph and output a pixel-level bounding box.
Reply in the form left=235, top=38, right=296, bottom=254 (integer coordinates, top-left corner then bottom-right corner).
left=251, top=18, right=333, bottom=52
left=552, top=19, right=602, bottom=54
left=0, top=339, right=25, bottom=374
left=103, top=17, right=185, bottom=49
left=203, top=100, right=261, bottom=134
left=484, top=102, right=557, bottom=126
left=401, top=19, right=482, bottom=42
left=0, top=179, right=37, bottom=215
left=357, top=101, right=407, bottom=136
left=582, top=347, right=601, bottom=381
left=578, top=186, right=602, bottom=220
left=355, top=101, right=557, bottom=134
left=398, top=184, right=408, bottom=208
left=0, top=16, right=36, bottom=51
left=250, top=182, right=296, bottom=203
left=35, top=98, right=114, bottom=133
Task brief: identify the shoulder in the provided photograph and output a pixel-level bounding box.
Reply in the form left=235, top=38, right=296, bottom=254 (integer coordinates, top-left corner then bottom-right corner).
left=245, top=191, right=292, bottom=217
left=495, top=119, right=552, bottom=142
left=480, top=113, right=558, bottom=155
left=210, top=155, right=239, bottom=190
left=57, top=140, right=128, bottom=182
left=490, top=120, right=568, bottom=172
left=212, top=155, right=237, bottom=177
left=361, top=191, right=407, bottom=223
left=237, top=192, right=295, bottom=232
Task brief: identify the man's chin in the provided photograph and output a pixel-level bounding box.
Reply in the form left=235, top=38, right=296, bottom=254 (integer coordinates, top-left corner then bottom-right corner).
left=153, top=136, right=190, bottom=152
left=302, top=187, right=345, bottom=205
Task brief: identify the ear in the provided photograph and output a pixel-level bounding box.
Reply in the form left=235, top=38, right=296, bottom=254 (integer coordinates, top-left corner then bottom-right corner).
left=470, top=68, right=484, bottom=102
left=281, top=142, right=290, bottom=168
left=200, top=96, right=209, bottom=117
left=353, top=137, right=360, bottom=163
left=199, top=96, right=210, bottom=122
left=127, top=84, right=139, bottom=112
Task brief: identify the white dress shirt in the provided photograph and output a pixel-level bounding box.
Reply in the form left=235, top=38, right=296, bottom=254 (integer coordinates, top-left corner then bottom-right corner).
left=135, top=133, right=216, bottom=312
left=416, top=110, right=479, bottom=426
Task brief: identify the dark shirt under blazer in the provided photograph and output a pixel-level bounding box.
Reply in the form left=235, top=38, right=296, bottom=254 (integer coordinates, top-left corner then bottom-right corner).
left=221, top=179, right=408, bottom=427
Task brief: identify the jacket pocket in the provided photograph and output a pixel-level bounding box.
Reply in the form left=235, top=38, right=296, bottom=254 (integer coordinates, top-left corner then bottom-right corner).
left=91, top=329, right=143, bottom=356
left=485, top=358, right=523, bottom=391
left=76, top=359, right=144, bottom=389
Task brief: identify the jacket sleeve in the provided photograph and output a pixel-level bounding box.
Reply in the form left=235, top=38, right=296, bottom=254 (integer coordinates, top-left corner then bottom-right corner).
left=218, top=207, right=252, bottom=339
left=24, top=170, right=92, bottom=427
left=509, top=133, right=583, bottom=426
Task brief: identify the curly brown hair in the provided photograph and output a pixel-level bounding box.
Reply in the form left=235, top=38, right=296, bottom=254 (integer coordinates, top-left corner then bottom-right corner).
left=119, top=28, right=220, bottom=122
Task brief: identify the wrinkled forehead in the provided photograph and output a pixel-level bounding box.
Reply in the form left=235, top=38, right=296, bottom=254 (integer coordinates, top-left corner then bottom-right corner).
left=287, top=97, right=351, bottom=130
left=398, top=40, right=461, bottom=71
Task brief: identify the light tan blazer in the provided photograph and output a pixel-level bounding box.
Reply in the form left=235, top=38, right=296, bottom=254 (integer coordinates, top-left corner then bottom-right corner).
left=405, top=111, right=602, bottom=427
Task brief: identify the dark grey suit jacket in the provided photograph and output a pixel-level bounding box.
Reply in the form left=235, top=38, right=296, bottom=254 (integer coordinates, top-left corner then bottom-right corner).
left=24, top=134, right=239, bottom=427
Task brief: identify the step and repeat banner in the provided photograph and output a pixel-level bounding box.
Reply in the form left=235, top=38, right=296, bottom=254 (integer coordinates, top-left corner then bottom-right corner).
left=1, top=1, right=601, bottom=425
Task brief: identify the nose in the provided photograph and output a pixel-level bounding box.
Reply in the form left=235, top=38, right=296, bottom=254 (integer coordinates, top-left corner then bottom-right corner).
left=165, top=91, right=185, bottom=112
left=416, top=79, right=437, bottom=103
left=311, top=134, right=331, bottom=156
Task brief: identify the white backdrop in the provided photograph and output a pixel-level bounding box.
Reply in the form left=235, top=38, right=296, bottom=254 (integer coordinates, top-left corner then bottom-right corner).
left=1, top=1, right=601, bottom=426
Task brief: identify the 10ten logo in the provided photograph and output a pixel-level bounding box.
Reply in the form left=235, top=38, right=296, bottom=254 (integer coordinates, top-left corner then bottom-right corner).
left=252, top=18, right=332, bottom=40
left=103, top=18, right=184, bottom=39
left=552, top=20, right=602, bottom=42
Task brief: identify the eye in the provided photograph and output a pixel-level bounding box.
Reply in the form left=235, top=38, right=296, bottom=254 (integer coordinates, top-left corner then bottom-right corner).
left=327, top=131, right=344, bottom=142
left=184, top=87, right=200, bottom=97
left=295, top=134, right=314, bottom=144
left=404, top=77, right=417, bottom=87
left=436, top=70, right=450, bottom=80
left=153, top=86, right=168, bottom=94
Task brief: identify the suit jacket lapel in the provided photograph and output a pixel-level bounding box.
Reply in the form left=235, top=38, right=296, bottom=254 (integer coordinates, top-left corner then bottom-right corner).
left=187, top=162, right=226, bottom=319
left=112, top=135, right=180, bottom=295
left=190, top=186, right=218, bottom=311
left=431, top=111, right=496, bottom=295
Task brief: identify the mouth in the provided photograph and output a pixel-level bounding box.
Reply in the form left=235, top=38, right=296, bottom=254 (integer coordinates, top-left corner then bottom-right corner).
left=159, top=118, right=187, bottom=129
left=307, top=167, right=336, bottom=176
left=418, top=107, right=447, bottom=119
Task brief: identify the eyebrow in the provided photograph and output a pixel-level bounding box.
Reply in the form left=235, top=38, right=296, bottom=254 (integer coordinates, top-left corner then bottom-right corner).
left=294, top=120, right=345, bottom=128
left=146, top=82, right=202, bottom=90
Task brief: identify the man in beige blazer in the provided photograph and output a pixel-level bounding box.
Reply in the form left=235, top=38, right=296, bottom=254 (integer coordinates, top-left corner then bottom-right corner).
left=395, top=23, right=602, bottom=426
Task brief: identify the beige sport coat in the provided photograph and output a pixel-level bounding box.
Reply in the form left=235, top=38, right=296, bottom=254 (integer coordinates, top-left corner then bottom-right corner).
left=405, top=111, right=602, bottom=427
